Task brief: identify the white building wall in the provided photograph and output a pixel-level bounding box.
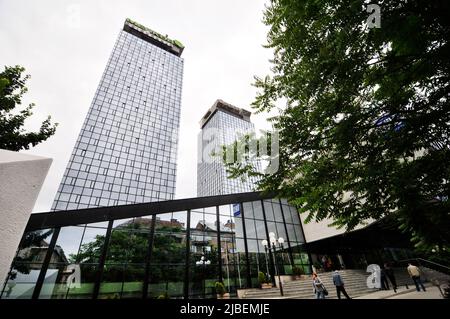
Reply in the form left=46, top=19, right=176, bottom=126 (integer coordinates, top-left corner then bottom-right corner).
left=300, top=214, right=374, bottom=243
left=0, top=150, right=52, bottom=288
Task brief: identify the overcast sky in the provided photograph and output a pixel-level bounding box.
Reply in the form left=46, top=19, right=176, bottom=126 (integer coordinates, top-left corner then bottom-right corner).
left=0, top=0, right=275, bottom=213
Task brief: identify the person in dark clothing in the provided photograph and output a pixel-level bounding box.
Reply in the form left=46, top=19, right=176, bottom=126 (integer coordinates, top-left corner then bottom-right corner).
left=384, top=263, right=397, bottom=293
left=380, top=266, right=390, bottom=290
left=332, top=270, right=351, bottom=299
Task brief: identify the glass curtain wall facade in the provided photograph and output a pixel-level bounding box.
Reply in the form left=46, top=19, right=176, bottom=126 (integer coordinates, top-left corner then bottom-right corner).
left=52, top=19, right=184, bottom=211
left=197, top=100, right=261, bottom=197
left=1, top=193, right=310, bottom=299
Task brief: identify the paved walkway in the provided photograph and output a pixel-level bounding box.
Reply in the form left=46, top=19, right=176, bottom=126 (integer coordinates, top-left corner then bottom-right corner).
left=356, top=283, right=444, bottom=299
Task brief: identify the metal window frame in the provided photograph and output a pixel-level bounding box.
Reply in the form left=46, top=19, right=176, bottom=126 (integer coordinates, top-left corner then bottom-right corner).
left=6, top=191, right=312, bottom=300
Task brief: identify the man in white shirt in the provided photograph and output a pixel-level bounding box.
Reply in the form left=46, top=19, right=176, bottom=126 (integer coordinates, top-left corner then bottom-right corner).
left=407, top=263, right=426, bottom=292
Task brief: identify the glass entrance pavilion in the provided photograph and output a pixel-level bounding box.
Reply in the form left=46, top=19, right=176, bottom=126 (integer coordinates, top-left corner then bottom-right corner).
left=1, top=192, right=310, bottom=299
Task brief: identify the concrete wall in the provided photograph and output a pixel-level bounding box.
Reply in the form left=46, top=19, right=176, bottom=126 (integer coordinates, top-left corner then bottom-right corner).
left=300, top=214, right=374, bottom=243
left=0, top=150, right=52, bottom=289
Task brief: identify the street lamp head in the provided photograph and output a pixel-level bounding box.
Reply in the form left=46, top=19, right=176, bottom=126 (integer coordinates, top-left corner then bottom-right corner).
left=269, top=232, right=276, bottom=239
left=205, top=260, right=211, bottom=265
left=278, top=237, right=285, bottom=245
left=269, top=236, right=276, bottom=245
left=200, top=256, right=205, bottom=261
left=261, top=239, right=268, bottom=247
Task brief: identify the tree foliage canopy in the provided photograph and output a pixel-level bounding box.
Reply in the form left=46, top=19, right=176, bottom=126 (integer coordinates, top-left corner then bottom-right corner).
left=225, top=0, right=450, bottom=251
left=0, top=65, right=57, bottom=151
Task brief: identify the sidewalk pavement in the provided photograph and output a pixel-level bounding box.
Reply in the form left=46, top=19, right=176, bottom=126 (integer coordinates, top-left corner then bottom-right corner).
left=356, top=283, right=444, bottom=299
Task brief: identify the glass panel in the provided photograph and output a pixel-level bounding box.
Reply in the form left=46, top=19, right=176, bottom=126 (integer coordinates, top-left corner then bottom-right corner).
left=293, top=223, right=305, bottom=243
left=242, top=202, right=253, bottom=219
left=246, top=239, right=260, bottom=266
left=219, top=215, right=234, bottom=235
left=218, top=204, right=232, bottom=216
left=77, top=227, right=107, bottom=264
left=152, top=226, right=186, bottom=265
left=244, top=219, right=256, bottom=239
left=289, top=205, right=301, bottom=224
left=113, top=218, right=134, bottom=228
left=221, top=264, right=242, bottom=295
left=283, top=205, right=293, bottom=223
left=273, top=202, right=284, bottom=222
left=1, top=262, right=41, bottom=299
left=53, top=226, right=84, bottom=262
left=121, top=264, right=145, bottom=299
left=39, top=263, right=97, bottom=299
left=263, top=201, right=275, bottom=221
left=203, top=206, right=216, bottom=215
left=190, top=212, right=204, bottom=228
left=188, top=262, right=218, bottom=299
left=85, top=221, right=109, bottom=228
left=98, top=264, right=124, bottom=299
left=254, top=220, right=267, bottom=240
left=1, top=229, right=55, bottom=299
left=252, top=201, right=264, bottom=219
left=286, top=224, right=298, bottom=242
left=148, top=265, right=184, bottom=299
left=171, top=211, right=188, bottom=230
left=266, top=221, right=277, bottom=238
left=234, top=217, right=244, bottom=238
left=236, top=238, right=245, bottom=253
left=249, top=264, right=262, bottom=288
left=202, top=213, right=217, bottom=225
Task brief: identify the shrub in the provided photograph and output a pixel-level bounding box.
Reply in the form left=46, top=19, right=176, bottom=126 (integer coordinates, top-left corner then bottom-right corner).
left=258, top=271, right=269, bottom=285
left=157, top=292, right=169, bottom=299
left=293, top=266, right=305, bottom=276
left=215, top=281, right=226, bottom=296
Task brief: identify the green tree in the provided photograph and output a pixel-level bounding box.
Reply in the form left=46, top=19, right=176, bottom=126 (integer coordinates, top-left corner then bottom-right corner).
left=224, top=0, right=450, bottom=253
left=0, top=65, right=57, bottom=150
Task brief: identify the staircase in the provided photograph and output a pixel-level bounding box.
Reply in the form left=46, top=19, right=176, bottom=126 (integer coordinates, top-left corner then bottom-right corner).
left=240, top=267, right=450, bottom=299
left=241, top=269, right=377, bottom=299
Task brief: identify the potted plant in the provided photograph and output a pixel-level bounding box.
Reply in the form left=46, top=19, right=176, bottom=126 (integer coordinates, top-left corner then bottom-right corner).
left=156, top=292, right=170, bottom=299
left=293, top=266, right=305, bottom=279
left=258, top=271, right=272, bottom=289
left=313, top=261, right=323, bottom=273
left=215, top=281, right=230, bottom=299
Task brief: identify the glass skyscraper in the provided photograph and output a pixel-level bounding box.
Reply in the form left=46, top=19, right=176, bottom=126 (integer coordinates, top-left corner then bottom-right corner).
left=197, top=100, right=261, bottom=196
left=52, top=19, right=184, bottom=211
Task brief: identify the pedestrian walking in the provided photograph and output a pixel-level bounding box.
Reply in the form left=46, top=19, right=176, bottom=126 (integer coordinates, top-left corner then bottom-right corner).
left=321, top=255, right=328, bottom=271
left=384, top=263, right=397, bottom=293
left=332, top=270, right=351, bottom=299
left=380, top=266, right=390, bottom=290
left=407, top=263, right=426, bottom=292
left=312, top=273, right=327, bottom=299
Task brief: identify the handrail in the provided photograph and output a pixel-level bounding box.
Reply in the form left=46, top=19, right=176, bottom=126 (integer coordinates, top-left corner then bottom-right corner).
left=394, top=258, right=450, bottom=276
left=416, top=258, right=450, bottom=271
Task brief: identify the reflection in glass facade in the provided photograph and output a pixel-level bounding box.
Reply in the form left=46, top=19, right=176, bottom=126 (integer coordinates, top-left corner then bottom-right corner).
left=52, top=19, right=184, bottom=211
left=1, top=194, right=310, bottom=299
left=197, top=100, right=261, bottom=196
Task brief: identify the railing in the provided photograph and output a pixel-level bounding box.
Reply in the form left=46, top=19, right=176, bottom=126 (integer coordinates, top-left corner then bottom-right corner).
left=394, top=258, right=450, bottom=276
left=393, top=258, right=450, bottom=298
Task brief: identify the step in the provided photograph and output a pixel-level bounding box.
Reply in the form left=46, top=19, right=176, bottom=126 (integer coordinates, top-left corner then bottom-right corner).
left=242, top=267, right=450, bottom=299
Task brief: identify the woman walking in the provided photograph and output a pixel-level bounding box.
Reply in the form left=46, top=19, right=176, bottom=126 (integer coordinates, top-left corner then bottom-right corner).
left=312, top=273, right=327, bottom=299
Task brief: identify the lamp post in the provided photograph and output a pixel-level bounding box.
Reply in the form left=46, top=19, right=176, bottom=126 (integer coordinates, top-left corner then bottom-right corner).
left=261, top=239, right=271, bottom=283
left=269, top=232, right=284, bottom=296
left=196, top=255, right=211, bottom=298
